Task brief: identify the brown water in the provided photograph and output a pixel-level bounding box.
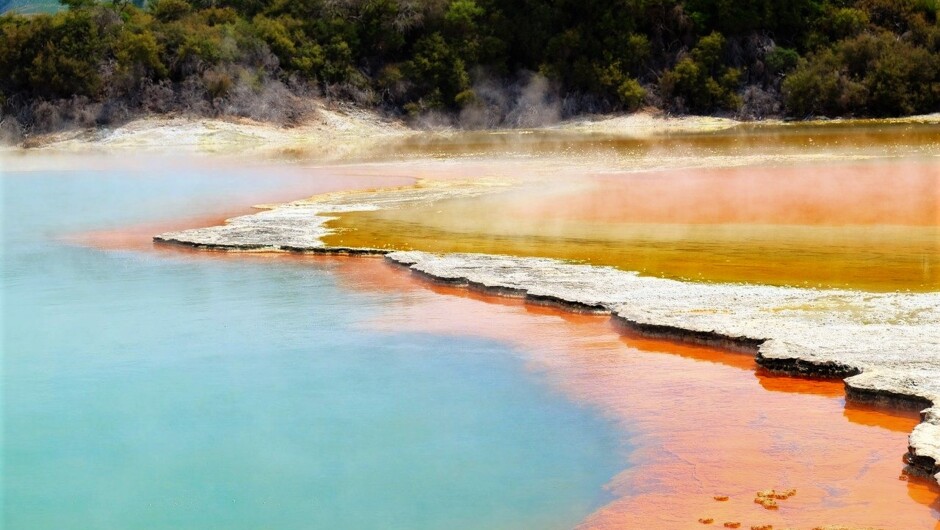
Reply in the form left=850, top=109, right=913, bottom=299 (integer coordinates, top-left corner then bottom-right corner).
left=324, top=124, right=940, bottom=291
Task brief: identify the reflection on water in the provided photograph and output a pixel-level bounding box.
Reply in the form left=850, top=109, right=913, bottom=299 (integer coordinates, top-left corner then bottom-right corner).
left=326, top=159, right=939, bottom=291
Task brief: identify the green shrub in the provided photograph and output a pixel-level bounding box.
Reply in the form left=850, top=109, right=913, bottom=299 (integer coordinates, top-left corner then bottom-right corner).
left=783, top=31, right=940, bottom=116
left=616, top=77, right=646, bottom=111
left=24, top=9, right=107, bottom=98
left=3, top=0, right=940, bottom=129
left=404, top=32, right=470, bottom=108
left=454, top=88, right=477, bottom=108
left=251, top=14, right=295, bottom=59
left=765, top=47, right=799, bottom=75
left=150, top=0, right=190, bottom=22
left=114, top=28, right=167, bottom=89
left=818, top=7, right=870, bottom=41
left=661, top=32, right=741, bottom=113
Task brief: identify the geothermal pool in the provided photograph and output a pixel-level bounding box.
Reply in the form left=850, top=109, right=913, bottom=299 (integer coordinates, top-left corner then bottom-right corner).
left=325, top=161, right=938, bottom=291
left=3, top=120, right=939, bottom=529
left=2, top=162, right=623, bottom=530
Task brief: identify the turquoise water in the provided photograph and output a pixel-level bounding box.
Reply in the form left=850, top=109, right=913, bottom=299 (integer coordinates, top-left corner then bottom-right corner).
left=1, top=159, right=625, bottom=530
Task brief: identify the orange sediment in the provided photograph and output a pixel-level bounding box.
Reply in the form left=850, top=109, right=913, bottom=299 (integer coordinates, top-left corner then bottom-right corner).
left=63, top=170, right=416, bottom=251
left=71, top=213, right=238, bottom=251
left=323, top=161, right=939, bottom=291
left=78, top=229, right=940, bottom=528
left=318, top=257, right=940, bottom=529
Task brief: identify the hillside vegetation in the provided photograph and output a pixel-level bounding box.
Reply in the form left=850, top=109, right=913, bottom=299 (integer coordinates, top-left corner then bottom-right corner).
left=0, top=0, right=63, bottom=15
left=1, top=0, right=938, bottom=136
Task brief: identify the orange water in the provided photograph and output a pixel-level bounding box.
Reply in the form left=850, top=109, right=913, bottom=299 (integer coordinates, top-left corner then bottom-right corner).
left=325, top=160, right=939, bottom=291
left=85, top=210, right=940, bottom=529
left=377, top=121, right=940, bottom=162
left=324, top=256, right=940, bottom=529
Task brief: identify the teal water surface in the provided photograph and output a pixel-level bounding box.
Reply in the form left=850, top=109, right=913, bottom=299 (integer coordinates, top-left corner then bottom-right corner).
left=1, top=158, right=625, bottom=530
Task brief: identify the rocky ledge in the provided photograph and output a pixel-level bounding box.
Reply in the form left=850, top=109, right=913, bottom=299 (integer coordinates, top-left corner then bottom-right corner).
left=154, top=179, right=507, bottom=252
left=384, top=251, right=940, bottom=484
left=154, top=185, right=940, bottom=486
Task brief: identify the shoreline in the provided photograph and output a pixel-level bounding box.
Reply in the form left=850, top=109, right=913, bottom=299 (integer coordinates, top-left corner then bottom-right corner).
left=1, top=103, right=413, bottom=157
left=5, top=107, right=939, bottom=156
left=133, top=240, right=940, bottom=528
left=157, top=234, right=940, bottom=486
left=383, top=250, right=939, bottom=485
left=151, top=177, right=940, bottom=489
left=384, top=251, right=940, bottom=484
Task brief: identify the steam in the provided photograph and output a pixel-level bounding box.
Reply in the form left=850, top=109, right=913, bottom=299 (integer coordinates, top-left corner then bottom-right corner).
left=459, top=71, right=562, bottom=129
left=414, top=71, right=563, bottom=130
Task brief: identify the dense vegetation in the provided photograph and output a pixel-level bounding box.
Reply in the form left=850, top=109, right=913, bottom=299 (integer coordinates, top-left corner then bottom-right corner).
left=1, top=0, right=938, bottom=135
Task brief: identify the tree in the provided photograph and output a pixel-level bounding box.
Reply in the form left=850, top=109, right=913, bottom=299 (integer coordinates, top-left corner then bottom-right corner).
left=404, top=32, right=469, bottom=108
left=660, top=32, right=741, bottom=113
left=60, top=0, right=97, bottom=10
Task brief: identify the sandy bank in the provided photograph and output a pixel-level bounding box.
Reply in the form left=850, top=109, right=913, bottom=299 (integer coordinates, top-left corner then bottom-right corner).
left=153, top=178, right=940, bottom=490
left=2, top=103, right=413, bottom=157
left=10, top=107, right=938, bottom=156
left=556, top=110, right=940, bottom=136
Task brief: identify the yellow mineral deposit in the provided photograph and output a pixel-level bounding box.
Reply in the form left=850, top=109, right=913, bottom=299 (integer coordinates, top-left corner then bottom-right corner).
left=325, top=160, right=939, bottom=292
